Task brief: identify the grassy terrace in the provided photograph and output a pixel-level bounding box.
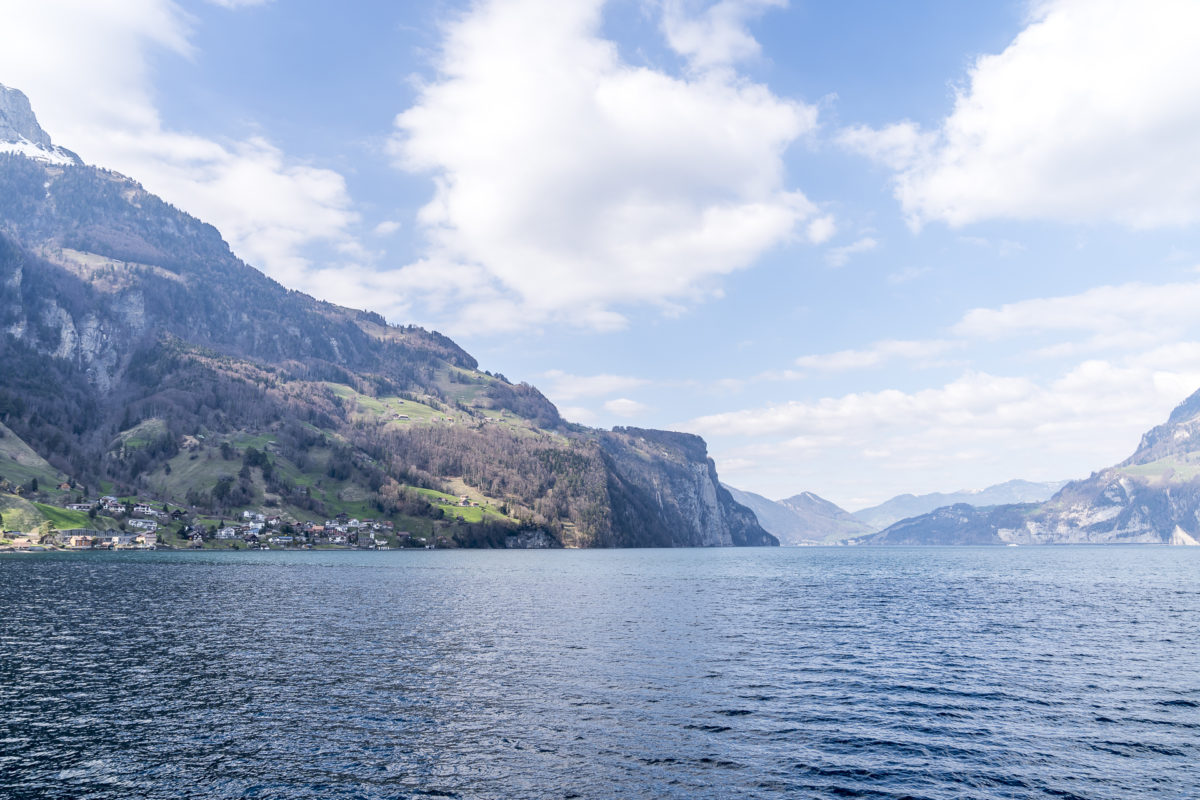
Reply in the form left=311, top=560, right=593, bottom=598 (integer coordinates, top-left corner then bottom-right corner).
left=0, top=493, right=119, bottom=533
left=117, top=418, right=168, bottom=449
left=411, top=486, right=512, bottom=524
left=0, top=422, right=66, bottom=490
left=1118, top=455, right=1200, bottom=482
left=323, top=383, right=449, bottom=425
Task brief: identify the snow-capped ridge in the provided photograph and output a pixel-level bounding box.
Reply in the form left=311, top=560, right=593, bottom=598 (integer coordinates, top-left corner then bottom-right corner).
left=0, top=83, right=82, bottom=167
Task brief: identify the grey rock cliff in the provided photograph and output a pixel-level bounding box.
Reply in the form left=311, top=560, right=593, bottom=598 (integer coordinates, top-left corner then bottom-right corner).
left=598, top=428, right=777, bottom=547
left=0, top=84, right=82, bottom=165
left=0, top=84, right=51, bottom=146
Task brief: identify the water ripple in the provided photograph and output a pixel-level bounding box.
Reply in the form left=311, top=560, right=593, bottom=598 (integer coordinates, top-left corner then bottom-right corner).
left=1, top=546, right=1198, bottom=799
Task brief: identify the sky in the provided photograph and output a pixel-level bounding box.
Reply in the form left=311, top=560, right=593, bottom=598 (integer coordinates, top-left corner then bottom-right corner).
left=4, top=0, right=1200, bottom=509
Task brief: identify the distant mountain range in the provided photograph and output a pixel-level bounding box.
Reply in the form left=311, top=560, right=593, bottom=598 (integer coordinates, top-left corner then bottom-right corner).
left=722, top=486, right=872, bottom=545
left=726, top=479, right=1067, bottom=545
left=850, top=479, right=1068, bottom=531
left=857, top=389, right=1200, bottom=545
left=0, top=83, right=774, bottom=549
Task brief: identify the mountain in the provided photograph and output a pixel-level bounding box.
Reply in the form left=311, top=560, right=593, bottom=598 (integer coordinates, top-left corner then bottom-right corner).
left=0, top=84, right=81, bottom=166
left=726, top=479, right=1065, bottom=544
left=851, top=479, right=1069, bottom=530
left=723, top=485, right=871, bottom=544
left=0, top=85, right=774, bottom=549
left=857, top=390, right=1200, bottom=545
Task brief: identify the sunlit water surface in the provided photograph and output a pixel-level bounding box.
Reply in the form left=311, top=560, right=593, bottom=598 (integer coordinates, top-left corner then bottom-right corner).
left=1, top=547, right=1197, bottom=799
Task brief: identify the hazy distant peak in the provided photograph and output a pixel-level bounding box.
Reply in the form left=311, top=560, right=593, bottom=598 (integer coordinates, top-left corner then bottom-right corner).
left=0, top=84, right=82, bottom=166
left=852, top=478, right=1069, bottom=530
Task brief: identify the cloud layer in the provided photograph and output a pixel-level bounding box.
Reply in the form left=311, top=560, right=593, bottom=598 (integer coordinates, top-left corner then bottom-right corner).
left=696, top=275, right=1200, bottom=506
left=389, top=0, right=820, bottom=332
left=843, top=0, right=1200, bottom=229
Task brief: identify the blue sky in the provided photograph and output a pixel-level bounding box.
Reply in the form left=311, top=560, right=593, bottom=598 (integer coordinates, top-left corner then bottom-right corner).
left=4, top=0, right=1200, bottom=508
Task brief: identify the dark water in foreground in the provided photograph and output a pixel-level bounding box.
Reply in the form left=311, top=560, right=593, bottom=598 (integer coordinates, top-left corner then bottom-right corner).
left=1, top=547, right=1198, bottom=799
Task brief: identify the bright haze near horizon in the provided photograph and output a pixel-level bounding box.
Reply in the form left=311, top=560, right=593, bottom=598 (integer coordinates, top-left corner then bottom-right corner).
left=4, top=0, right=1200, bottom=510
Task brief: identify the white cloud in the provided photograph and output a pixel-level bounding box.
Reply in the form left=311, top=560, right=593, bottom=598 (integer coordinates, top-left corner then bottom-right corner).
left=605, top=397, right=651, bottom=417
left=661, top=0, right=786, bottom=71
left=373, top=220, right=403, bottom=237
left=805, top=214, right=836, bottom=244
left=886, top=265, right=931, bottom=285
left=558, top=405, right=599, bottom=425
left=389, top=0, right=821, bottom=333
left=794, top=339, right=955, bottom=371
left=207, top=0, right=272, bottom=7
left=695, top=359, right=1200, bottom=507
left=0, top=0, right=359, bottom=286
left=709, top=274, right=1200, bottom=504
left=838, top=120, right=930, bottom=171
left=541, top=370, right=650, bottom=402
left=825, top=236, right=877, bottom=267
left=953, top=279, right=1200, bottom=344
left=843, top=0, right=1200, bottom=229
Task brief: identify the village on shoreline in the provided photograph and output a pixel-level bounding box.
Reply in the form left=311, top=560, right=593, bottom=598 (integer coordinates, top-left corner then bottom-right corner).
left=0, top=492, right=471, bottom=552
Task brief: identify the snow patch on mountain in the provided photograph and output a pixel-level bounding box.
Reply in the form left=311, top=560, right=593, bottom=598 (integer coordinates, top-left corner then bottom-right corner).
left=0, top=83, right=82, bottom=166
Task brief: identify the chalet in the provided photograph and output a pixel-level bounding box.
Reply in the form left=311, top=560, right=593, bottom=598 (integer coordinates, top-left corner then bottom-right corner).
left=459, top=495, right=471, bottom=507
left=135, top=533, right=157, bottom=548
left=58, top=483, right=71, bottom=491
left=170, top=509, right=186, bottom=520
left=127, top=519, right=158, bottom=532
left=133, top=504, right=156, bottom=515
left=67, top=535, right=94, bottom=548
left=215, top=527, right=240, bottom=540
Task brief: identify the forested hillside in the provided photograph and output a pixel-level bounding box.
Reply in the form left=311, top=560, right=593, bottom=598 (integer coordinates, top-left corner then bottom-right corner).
left=0, top=111, right=773, bottom=548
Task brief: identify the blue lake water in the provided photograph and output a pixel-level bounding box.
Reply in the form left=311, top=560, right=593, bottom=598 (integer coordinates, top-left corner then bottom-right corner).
left=1, top=546, right=1198, bottom=799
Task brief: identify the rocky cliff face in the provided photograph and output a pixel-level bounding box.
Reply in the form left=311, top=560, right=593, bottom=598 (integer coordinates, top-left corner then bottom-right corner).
left=0, top=84, right=52, bottom=147
left=0, top=84, right=80, bottom=165
left=599, top=428, right=776, bottom=547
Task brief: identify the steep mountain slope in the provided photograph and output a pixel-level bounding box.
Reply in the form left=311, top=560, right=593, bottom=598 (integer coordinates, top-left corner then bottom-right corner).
left=724, top=485, right=871, bottom=544
left=0, top=86, right=773, bottom=548
left=858, top=389, right=1200, bottom=545
left=852, top=479, right=1068, bottom=531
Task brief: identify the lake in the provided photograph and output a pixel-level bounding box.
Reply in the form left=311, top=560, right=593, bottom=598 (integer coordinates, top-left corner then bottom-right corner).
left=1, top=547, right=1197, bottom=799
